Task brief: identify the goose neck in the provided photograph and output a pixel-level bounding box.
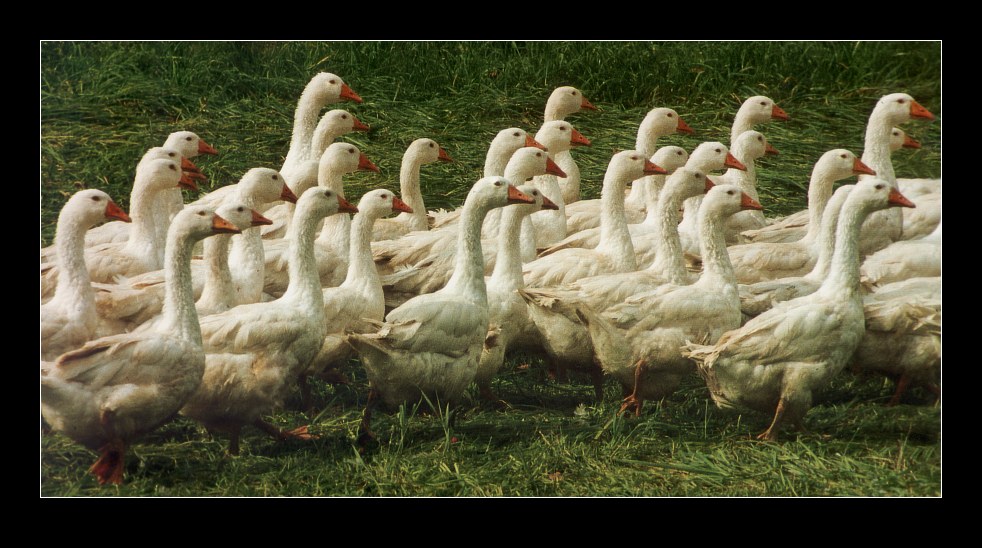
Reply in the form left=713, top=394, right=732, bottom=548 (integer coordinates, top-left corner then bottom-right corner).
left=646, top=183, right=689, bottom=284
left=196, top=233, right=235, bottom=312
left=160, top=227, right=203, bottom=346
left=443, top=201, right=490, bottom=306
left=695, top=204, right=736, bottom=291
left=598, top=171, right=636, bottom=271
left=398, top=153, right=428, bottom=232
left=489, top=206, right=527, bottom=290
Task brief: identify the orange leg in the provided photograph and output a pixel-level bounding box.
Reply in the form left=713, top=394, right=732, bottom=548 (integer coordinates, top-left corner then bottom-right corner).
left=887, top=373, right=912, bottom=407
left=90, top=438, right=127, bottom=485
left=618, top=360, right=646, bottom=417
left=757, top=399, right=786, bottom=442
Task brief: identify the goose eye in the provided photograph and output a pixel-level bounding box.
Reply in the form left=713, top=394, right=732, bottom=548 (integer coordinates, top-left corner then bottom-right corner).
left=197, top=211, right=206, bottom=216
left=757, top=136, right=763, bottom=142
left=897, top=98, right=906, bottom=104
left=892, top=130, right=900, bottom=136
left=91, top=196, right=100, bottom=201
left=513, top=132, right=521, bottom=137
left=760, top=101, right=767, bottom=106
left=533, top=191, right=539, bottom=195
left=536, top=152, right=542, bottom=157
left=715, top=148, right=721, bottom=153
left=272, top=175, right=279, bottom=180
left=494, top=181, right=502, bottom=187
left=631, top=155, right=639, bottom=161
left=169, top=164, right=176, bottom=171
left=429, top=143, right=435, bottom=148
left=571, top=91, right=577, bottom=96
left=875, top=184, right=885, bottom=190
left=677, top=151, right=683, bottom=155
left=341, top=114, right=347, bottom=119
left=169, top=152, right=176, bottom=157
left=727, top=190, right=734, bottom=195
left=325, top=191, right=332, bottom=197
left=559, top=126, right=567, bottom=131
left=841, top=154, right=847, bottom=159
left=186, top=136, right=193, bottom=142
left=329, top=79, right=337, bottom=85
left=667, top=112, right=674, bottom=118
left=349, top=148, right=355, bottom=154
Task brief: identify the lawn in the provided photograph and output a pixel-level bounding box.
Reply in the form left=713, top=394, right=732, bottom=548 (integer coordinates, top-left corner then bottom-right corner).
left=39, top=41, right=941, bottom=497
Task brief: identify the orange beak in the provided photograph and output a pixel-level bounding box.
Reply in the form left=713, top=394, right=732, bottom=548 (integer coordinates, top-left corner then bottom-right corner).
left=185, top=170, right=209, bottom=182
left=771, top=105, right=789, bottom=121
left=104, top=200, right=131, bottom=223
left=540, top=194, right=559, bottom=210
left=251, top=209, right=273, bottom=226
left=352, top=116, right=370, bottom=131
left=280, top=184, right=298, bottom=204
left=580, top=96, right=598, bottom=111
left=570, top=128, right=591, bottom=147
left=181, top=157, right=201, bottom=172
left=765, top=143, right=779, bottom=156
left=337, top=196, right=359, bottom=214
left=704, top=176, right=715, bottom=193
left=676, top=117, right=695, bottom=135
left=725, top=152, right=748, bottom=171
left=909, top=101, right=935, bottom=121
left=507, top=184, right=535, bottom=204
left=643, top=159, right=668, bottom=175
left=358, top=153, right=381, bottom=173
left=526, top=135, right=547, bottom=150
left=902, top=134, right=922, bottom=149
left=178, top=172, right=199, bottom=192
left=545, top=157, right=568, bottom=178
left=888, top=188, right=916, bottom=208
left=740, top=192, right=764, bottom=211
left=198, top=138, right=218, bottom=155
left=212, top=213, right=241, bottom=234
left=340, top=83, right=363, bottom=104
left=852, top=158, right=877, bottom=176
left=392, top=196, right=413, bottom=214
left=438, top=147, right=454, bottom=162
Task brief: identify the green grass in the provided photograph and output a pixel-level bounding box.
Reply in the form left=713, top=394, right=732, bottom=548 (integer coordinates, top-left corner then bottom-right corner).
left=40, top=41, right=942, bottom=497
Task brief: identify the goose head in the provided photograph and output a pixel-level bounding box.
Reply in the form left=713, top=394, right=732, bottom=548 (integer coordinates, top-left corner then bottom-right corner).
left=237, top=167, right=296, bottom=205
left=61, top=189, right=131, bottom=230
left=506, top=147, right=566, bottom=183
left=138, top=158, right=199, bottom=194
left=890, top=127, right=921, bottom=151
left=467, top=176, right=536, bottom=213
left=650, top=145, right=689, bottom=175
left=848, top=177, right=917, bottom=214
left=607, top=150, right=667, bottom=184
left=731, top=130, right=775, bottom=163
left=164, top=131, right=218, bottom=159
left=702, top=184, right=764, bottom=219
left=309, top=72, right=363, bottom=104
left=873, top=93, right=935, bottom=125
left=406, top=138, right=453, bottom=165
left=139, top=146, right=204, bottom=180
left=666, top=167, right=715, bottom=199
left=317, top=109, right=370, bottom=136
left=214, top=203, right=273, bottom=232
left=737, top=96, right=789, bottom=124
left=509, top=184, right=558, bottom=217
left=535, top=121, right=590, bottom=155
left=687, top=142, right=746, bottom=173
left=318, top=143, right=380, bottom=195
left=640, top=107, right=694, bottom=141
left=546, top=86, right=597, bottom=119
left=295, top=186, right=359, bottom=224
left=171, top=205, right=241, bottom=242
left=815, top=149, right=877, bottom=181
left=356, top=188, right=414, bottom=221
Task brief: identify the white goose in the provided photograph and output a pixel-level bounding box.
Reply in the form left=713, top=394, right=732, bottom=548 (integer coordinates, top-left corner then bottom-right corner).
left=41, top=190, right=131, bottom=362
left=730, top=95, right=789, bottom=143
left=682, top=178, right=916, bottom=441
left=180, top=187, right=357, bottom=455
left=543, top=85, right=598, bottom=204
left=300, top=189, right=413, bottom=409
left=347, top=178, right=533, bottom=444
left=578, top=184, right=763, bottom=415
left=521, top=150, right=666, bottom=288
left=371, top=138, right=453, bottom=241
left=158, top=131, right=219, bottom=224
left=724, top=149, right=876, bottom=284
left=860, top=221, right=941, bottom=287
left=721, top=130, right=779, bottom=241
left=41, top=205, right=239, bottom=484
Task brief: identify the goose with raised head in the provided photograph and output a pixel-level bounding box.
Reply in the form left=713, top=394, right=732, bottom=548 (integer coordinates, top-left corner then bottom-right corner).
left=564, top=108, right=693, bottom=236
left=347, top=178, right=534, bottom=444
left=849, top=276, right=941, bottom=406
left=857, top=92, right=935, bottom=255
left=300, top=189, right=413, bottom=409
left=180, top=187, right=357, bottom=455
left=376, top=146, right=564, bottom=309
left=521, top=151, right=666, bottom=288
left=724, top=149, right=875, bottom=284
left=682, top=179, right=916, bottom=441
left=477, top=185, right=556, bottom=403
left=520, top=168, right=715, bottom=399
left=261, top=109, right=370, bottom=240
left=428, top=128, right=545, bottom=229
left=543, top=85, right=598, bottom=204
left=158, top=131, right=219, bottom=222
left=721, top=130, right=779, bottom=241
left=730, top=96, right=789, bottom=143
left=739, top=184, right=854, bottom=319
left=371, top=138, right=453, bottom=242
left=577, top=184, right=763, bottom=416
left=41, top=190, right=131, bottom=362
left=262, top=143, right=379, bottom=297
left=41, top=206, right=239, bottom=485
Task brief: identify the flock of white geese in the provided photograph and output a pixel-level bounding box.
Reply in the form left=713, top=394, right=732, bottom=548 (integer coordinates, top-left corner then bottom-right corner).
left=40, top=72, right=941, bottom=485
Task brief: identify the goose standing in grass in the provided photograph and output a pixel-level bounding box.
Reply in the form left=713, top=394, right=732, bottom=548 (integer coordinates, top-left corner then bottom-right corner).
left=300, top=189, right=413, bottom=410
left=521, top=168, right=715, bottom=399
left=724, top=149, right=876, bottom=284
left=857, top=93, right=935, bottom=255
left=477, top=184, right=556, bottom=403
left=682, top=178, right=915, bottom=441
left=41, top=206, right=239, bottom=485
left=573, top=185, right=762, bottom=415
left=262, top=143, right=380, bottom=297
left=371, top=138, right=453, bottom=241
left=261, top=109, right=371, bottom=239
left=180, top=187, right=357, bottom=455
left=543, top=86, right=598, bottom=204
left=41, top=190, right=131, bottom=362
left=521, top=151, right=666, bottom=288
left=347, top=178, right=534, bottom=444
